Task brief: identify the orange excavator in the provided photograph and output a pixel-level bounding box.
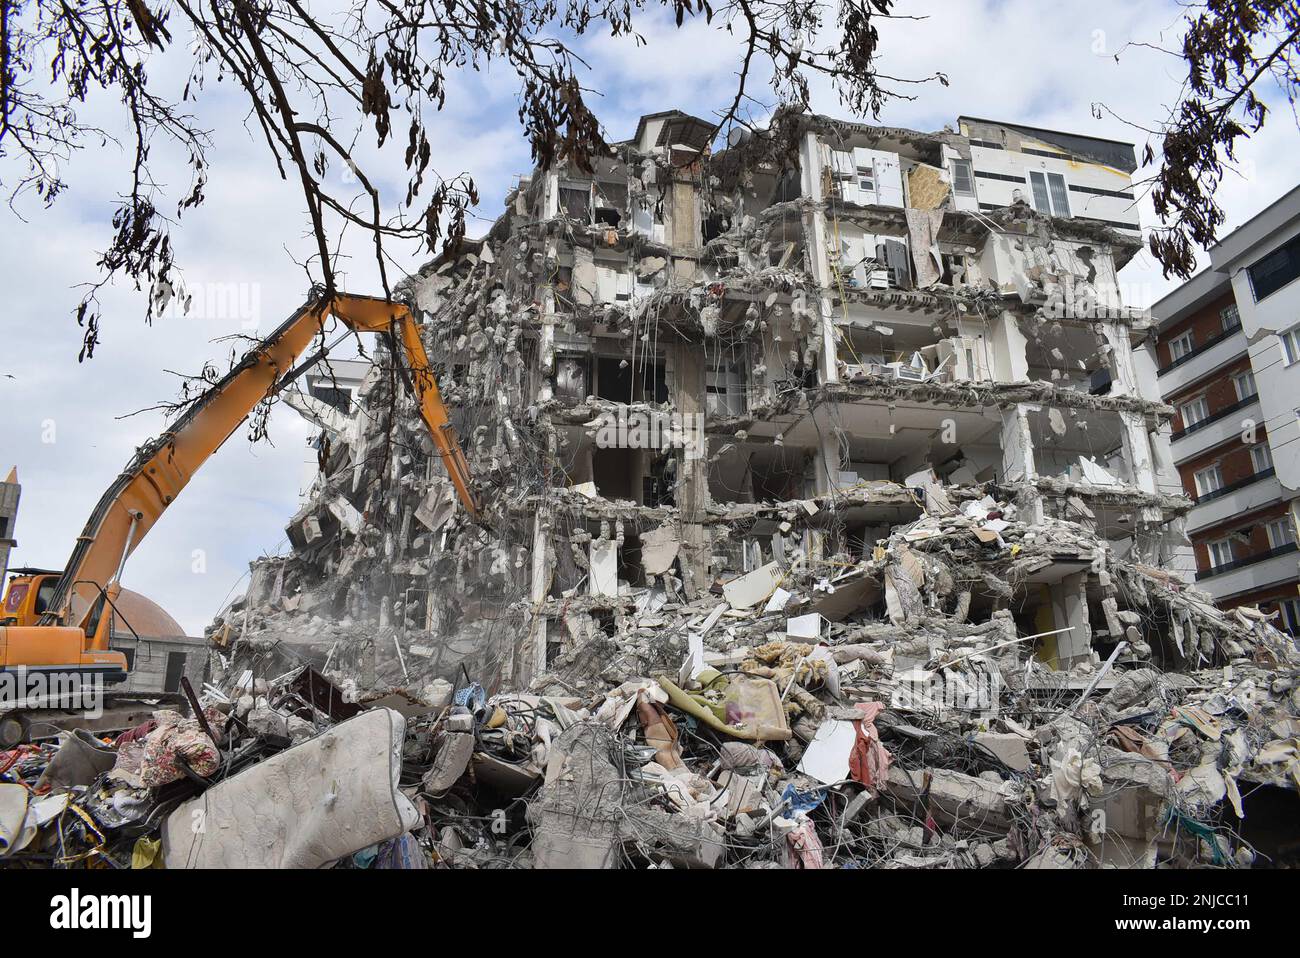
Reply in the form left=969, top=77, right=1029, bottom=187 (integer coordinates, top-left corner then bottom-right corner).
left=0, top=292, right=479, bottom=746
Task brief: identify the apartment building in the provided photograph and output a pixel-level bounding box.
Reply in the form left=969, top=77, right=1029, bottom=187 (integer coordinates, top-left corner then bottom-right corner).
left=1153, top=185, right=1300, bottom=632
left=237, top=105, right=1227, bottom=690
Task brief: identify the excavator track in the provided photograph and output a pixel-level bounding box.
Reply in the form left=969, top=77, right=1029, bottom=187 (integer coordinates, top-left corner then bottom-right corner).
left=0, top=692, right=189, bottom=749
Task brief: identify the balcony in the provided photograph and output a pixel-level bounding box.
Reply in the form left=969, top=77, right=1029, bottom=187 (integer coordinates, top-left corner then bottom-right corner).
left=1169, top=394, right=1260, bottom=464
left=1185, top=469, right=1281, bottom=534
left=1194, top=541, right=1299, bottom=601
left=1158, top=323, right=1245, bottom=395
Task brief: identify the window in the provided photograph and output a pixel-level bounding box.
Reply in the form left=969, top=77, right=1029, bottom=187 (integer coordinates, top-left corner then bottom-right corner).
left=559, top=184, right=592, bottom=223
left=1251, top=442, right=1274, bottom=473
left=856, top=162, right=876, bottom=195
left=1281, top=327, right=1300, bottom=365
left=706, top=362, right=747, bottom=416
left=1207, top=538, right=1235, bottom=567
left=1193, top=463, right=1223, bottom=498
left=1280, top=597, right=1300, bottom=634
left=593, top=180, right=628, bottom=227
left=1248, top=232, right=1300, bottom=302
left=950, top=159, right=974, bottom=196
left=1169, top=331, right=1195, bottom=361
left=34, top=578, right=56, bottom=614
left=164, top=651, right=188, bottom=693
left=1180, top=396, right=1209, bottom=428
left=554, top=354, right=590, bottom=403
left=1232, top=370, right=1258, bottom=400
left=1027, top=170, right=1071, bottom=217
left=1220, top=304, right=1240, bottom=330
left=1265, top=517, right=1296, bottom=549
left=309, top=384, right=352, bottom=414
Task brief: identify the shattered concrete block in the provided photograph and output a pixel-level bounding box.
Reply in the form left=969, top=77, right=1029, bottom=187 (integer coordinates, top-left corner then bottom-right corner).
left=886, top=766, right=1018, bottom=836
left=972, top=731, right=1033, bottom=772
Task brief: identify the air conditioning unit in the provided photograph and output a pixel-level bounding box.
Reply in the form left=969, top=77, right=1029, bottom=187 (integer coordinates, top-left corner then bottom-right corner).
left=841, top=363, right=872, bottom=382
left=867, top=362, right=926, bottom=382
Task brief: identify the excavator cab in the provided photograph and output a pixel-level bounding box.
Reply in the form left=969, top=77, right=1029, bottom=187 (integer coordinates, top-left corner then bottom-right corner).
left=2, top=568, right=129, bottom=685
left=1, top=569, right=62, bottom=627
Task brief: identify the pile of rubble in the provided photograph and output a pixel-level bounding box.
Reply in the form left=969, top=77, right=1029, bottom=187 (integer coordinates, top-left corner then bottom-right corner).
left=3, top=491, right=1297, bottom=868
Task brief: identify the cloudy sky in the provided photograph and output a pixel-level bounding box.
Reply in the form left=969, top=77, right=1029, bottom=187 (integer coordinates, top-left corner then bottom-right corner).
left=1, top=0, right=1295, bottom=634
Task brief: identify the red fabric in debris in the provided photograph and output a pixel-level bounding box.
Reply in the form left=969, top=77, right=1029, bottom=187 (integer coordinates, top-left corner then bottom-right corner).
left=787, top=821, right=825, bottom=869
left=848, top=701, right=891, bottom=791
left=115, top=720, right=158, bottom=747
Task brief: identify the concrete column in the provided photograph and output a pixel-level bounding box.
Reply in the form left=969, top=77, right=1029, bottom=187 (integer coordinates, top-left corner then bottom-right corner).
left=521, top=257, right=560, bottom=683
left=524, top=508, right=553, bottom=683
left=668, top=158, right=699, bottom=283
left=541, top=171, right=559, bottom=220
left=806, top=427, right=842, bottom=563
left=797, top=131, right=840, bottom=384
left=1100, top=320, right=1138, bottom=397
left=1000, top=404, right=1037, bottom=483
left=538, top=243, right=558, bottom=403
left=1053, top=571, right=1093, bottom=669
left=1118, top=411, right=1158, bottom=494
left=671, top=341, right=710, bottom=598
left=1001, top=403, right=1044, bottom=525
left=812, top=421, right=842, bottom=496
left=989, top=312, right=1029, bottom=382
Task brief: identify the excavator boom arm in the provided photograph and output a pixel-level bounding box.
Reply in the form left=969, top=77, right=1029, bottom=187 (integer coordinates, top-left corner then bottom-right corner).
left=43, top=293, right=478, bottom=645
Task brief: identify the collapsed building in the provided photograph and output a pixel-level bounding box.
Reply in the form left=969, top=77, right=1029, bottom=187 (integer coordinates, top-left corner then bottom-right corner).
left=229, top=108, right=1200, bottom=686
left=8, top=109, right=1297, bottom=870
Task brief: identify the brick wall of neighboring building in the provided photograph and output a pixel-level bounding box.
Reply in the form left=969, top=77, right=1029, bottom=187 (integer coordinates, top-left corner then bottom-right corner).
left=1176, top=429, right=1268, bottom=497
left=1167, top=355, right=1255, bottom=431
left=1156, top=290, right=1239, bottom=369
left=1189, top=499, right=1290, bottom=571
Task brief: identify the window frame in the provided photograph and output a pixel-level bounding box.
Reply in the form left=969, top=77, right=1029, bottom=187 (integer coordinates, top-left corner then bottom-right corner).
left=1248, top=232, right=1300, bottom=303
left=1169, top=330, right=1195, bottom=361
left=1206, top=537, right=1235, bottom=568
left=1193, top=463, right=1224, bottom=498
left=1280, top=597, right=1300, bottom=634
left=1281, top=327, right=1300, bottom=366
left=1027, top=169, right=1072, bottom=218
left=950, top=158, right=975, bottom=197
left=705, top=360, right=748, bottom=417
left=558, top=181, right=593, bottom=224
left=1232, top=369, right=1258, bottom=401
left=1220, top=303, right=1240, bottom=330
left=1180, top=396, right=1209, bottom=428
left=1265, top=517, right=1295, bottom=549
left=1251, top=442, right=1274, bottom=474
left=856, top=162, right=876, bottom=197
